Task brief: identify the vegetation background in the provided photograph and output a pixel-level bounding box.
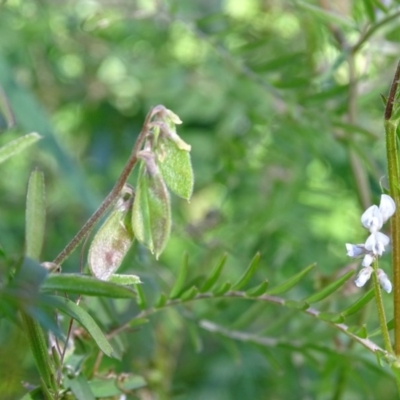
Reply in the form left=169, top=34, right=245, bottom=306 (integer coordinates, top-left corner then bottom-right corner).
left=1, top=0, right=400, bottom=399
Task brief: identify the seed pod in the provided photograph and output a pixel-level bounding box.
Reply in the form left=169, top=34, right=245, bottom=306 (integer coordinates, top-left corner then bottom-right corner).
left=131, top=152, right=171, bottom=259
left=88, top=186, right=135, bottom=281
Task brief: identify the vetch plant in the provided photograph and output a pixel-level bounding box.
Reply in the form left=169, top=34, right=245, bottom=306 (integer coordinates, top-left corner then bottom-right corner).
left=6, top=73, right=400, bottom=399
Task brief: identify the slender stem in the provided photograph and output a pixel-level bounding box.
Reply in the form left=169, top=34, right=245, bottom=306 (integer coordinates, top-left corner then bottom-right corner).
left=52, top=106, right=159, bottom=266
left=385, top=61, right=400, bottom=121
left=385, top=63, right=400, bottom=355
left=351, top=11, right=400, bottom=55
left=347, top=52, right=371, bottom=209
left=371, top=260, right=392, bottom=353
left=106, top=291, right=391, bottom=359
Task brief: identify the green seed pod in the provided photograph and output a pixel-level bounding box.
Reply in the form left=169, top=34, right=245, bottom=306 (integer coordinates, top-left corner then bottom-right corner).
left=131, top=152, right=171, bottom=259
left=88, top=186, right=135, bottom=280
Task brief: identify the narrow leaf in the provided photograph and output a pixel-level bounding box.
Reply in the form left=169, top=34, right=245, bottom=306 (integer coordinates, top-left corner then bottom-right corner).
left=41, top=274, right=136, bottom=298
left=200, top=253, right=228, bottom=292
left=88, top=190, right=135, bottom=280
left=132, top=158, right=171, bottom=258
left=25, top=170, right=46, bottom=261
left=169, top=253, right=189, bottom=299
left=232, top=252, right=261, bottom=290
left=355, top=325, right=368, bottom=339
left=246, top=280, right=269, bottom=297
left=284, top=300, right=309, bottom=310
left=318, top=312, right=344, bottom=323
left=49, top=295, right=118, bottom=359
left=213, top=282, right=232, bottom=296
left=135, top=283, right=147, bottom=310
left=0, top=132, right=42, bottom=164
left=180, top=286, right=199, bottom=301
left=108, top=274, right=141, bottom=285
left=341, top=289, right=374, bottom=317
left=21, top=312, right=57, bottom=392
left=155, top=292, right=168, bottom=308
left=266, top=263, right=316, bottom=295
left=303, top=270, right=354, bottom=304
left=157, top=136, right=194, bottom=200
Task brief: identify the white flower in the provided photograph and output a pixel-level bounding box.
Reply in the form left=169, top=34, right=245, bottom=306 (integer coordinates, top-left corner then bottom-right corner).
left=379, top=194, right=396, bottom=222
left=361, top=253, right=374, bottom=267
left=364, top=231, right=390, bottom=256
left=354, top=267, right=374, bottom=288
left=377, top=269, right=392, bottom=293
left=346, top=243, right=366, bottom=258
left=361, top=194, right=396, bottom=233
left=345, top=243, right=375, bottom=267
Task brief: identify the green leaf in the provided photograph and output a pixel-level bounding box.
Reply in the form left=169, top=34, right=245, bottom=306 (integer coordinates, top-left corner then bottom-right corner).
left=0, top=132, right=42, bottom=164
left=48, top=295, right=118, bottom=359
left=180, top=286, right=199, bottom=301
left=355, top=325, right=368, bottom=339
left=266, top=263, right=315, bottom=295
left=284, top=300, right=309, bottom=310
left=88, top=191, right=135, bottom=280
left=318, top=312, right=344, bottom=323
left=246, top=280, right=269, bottom=297
left=169, top=253, right=189, bottom=299
left=20, top=312, right=57, bottom=393
left=157, top=135, right=194, bottom=200
left=361, top=0, right=376, bottom=22
left=200, top=253, right=228, bottom=293
left=132, top=158, right=171, bottom=259
left=88, top=375, right=146, bottom=397
left=64, top=375, right=96, bottom=400
left=25, top=170, right=46, bottom=261
left=341, top=289, right=374, bottom=317
left=108, top=274, right=141, bottom=285
left=154, top=292, right=168, bottom=308
left=41, top=274, right=136, bottom=298
left=303, top=270, right=354, bottom=304
left=213, top=281, right=232, bottom=296
left=135, top=283, right=147, bottom=310
left=232, top=252, right=261, bottom=290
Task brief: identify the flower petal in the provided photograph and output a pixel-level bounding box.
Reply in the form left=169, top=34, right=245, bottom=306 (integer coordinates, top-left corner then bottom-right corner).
left=379, top=194, right=396, bottom=223
left=354, top=267, right=373, bottom=288
left=377, top=269, right=392, bottom=293
left=364, top=232, right=390, bottom=256
left=361, top=205, right=383, bottom=232
left=361, top=253, right=374, bottom=267
left=346, top=243, right=367, bottom=258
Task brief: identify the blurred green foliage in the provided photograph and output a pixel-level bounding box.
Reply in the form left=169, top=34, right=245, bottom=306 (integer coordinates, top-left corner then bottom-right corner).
left=1, top=0, right=400, bottom=398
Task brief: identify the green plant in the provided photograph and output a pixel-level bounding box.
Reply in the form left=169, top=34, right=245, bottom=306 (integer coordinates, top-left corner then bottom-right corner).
left=4, top=1, right=400, bottom=399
